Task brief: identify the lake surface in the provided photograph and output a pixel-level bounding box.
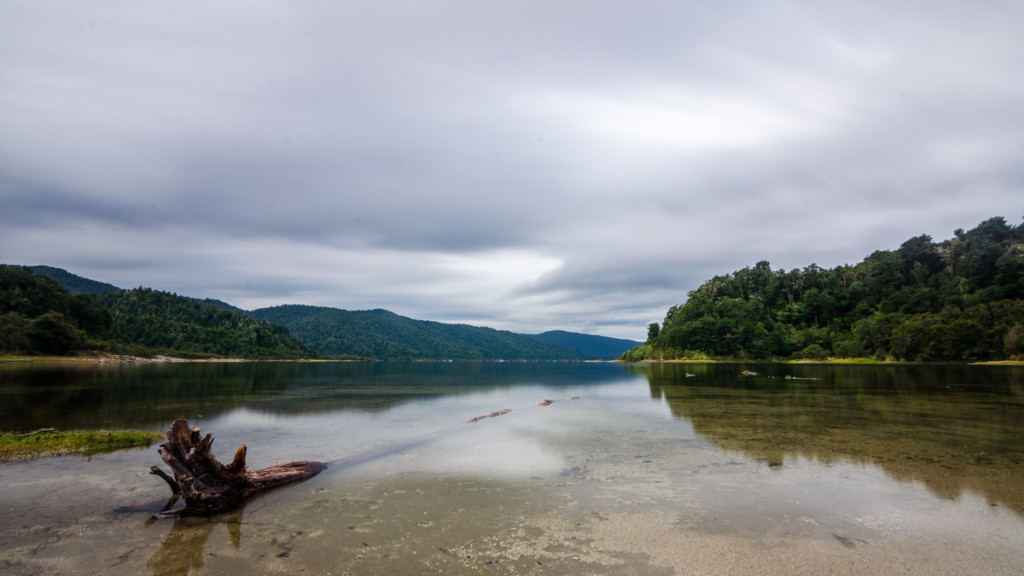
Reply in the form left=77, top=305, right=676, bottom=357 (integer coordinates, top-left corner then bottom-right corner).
left=2, top=361, right=1023, bottom=575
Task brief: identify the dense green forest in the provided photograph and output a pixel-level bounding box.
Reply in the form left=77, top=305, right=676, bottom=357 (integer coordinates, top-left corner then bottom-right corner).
left=625, top=216, right=1024, bottom=362
left=13, top=213, right=1022, bottom=365
left=249, top=305, right=592, bottom=360
left=0, top=266, right=119, bottom=354
left=3, top=266, right=632, bottom=361
left=29, top=265, right=244, bottom=313
left=0, top=266, right=311, bottom=358
left=97, top=288, right=311, bottom=358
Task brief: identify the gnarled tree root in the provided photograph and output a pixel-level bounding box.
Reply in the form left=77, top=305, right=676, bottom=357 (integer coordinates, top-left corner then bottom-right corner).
left=150, top=418, right=326, bottom=517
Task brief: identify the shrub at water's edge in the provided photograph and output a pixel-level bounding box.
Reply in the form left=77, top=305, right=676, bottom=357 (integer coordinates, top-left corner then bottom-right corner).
left=626, top=216, right=1024, bottom=362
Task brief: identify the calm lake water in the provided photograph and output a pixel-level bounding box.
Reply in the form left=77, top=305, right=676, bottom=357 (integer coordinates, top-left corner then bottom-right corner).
left=2, top=361, right=1023, bottom=575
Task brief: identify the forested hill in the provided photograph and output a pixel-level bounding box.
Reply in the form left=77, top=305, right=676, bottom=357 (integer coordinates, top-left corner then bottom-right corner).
left=8, top=266, right=629, bottom=361
left=30, top=265, right=121, bottom=296
left=527, top=330, right=640, bottom=360
left=0, top=266, right=311, bottom=358
left=249, top=305, right=592, bottom=360
left=626, top=216, right=1024, bottom=362
left=97, top=288, right=311, bottom=358
left=29, top=265, right=244, bottom=313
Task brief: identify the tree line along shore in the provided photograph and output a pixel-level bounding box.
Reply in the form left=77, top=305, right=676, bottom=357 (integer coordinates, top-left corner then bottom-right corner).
left=625, top=216, right=1024, bottom=363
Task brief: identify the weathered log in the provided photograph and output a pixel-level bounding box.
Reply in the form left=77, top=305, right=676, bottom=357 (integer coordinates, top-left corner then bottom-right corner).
left=150, top=418, right=326, bottom=517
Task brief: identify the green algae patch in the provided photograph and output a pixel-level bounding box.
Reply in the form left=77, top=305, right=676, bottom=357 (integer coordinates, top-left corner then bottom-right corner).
left=0, top=429, right=164, bottom=462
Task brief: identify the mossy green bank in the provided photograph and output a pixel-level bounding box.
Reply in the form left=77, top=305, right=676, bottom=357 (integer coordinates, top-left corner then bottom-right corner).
left=0, top=429, right=164, bottom=462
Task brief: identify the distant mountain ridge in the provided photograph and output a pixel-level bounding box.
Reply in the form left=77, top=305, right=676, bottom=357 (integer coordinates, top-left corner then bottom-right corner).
left=30, top=265, right=121, bottom=296
left=30, top=265, right=243, bottom=312
left=527, top=330, right=640, bottom=360
left=248, top=305, right=594, bottom=360
left=20, top=266, right=632, bottom=360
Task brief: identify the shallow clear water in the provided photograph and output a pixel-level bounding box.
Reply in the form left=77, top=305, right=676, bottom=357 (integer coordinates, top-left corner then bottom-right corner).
left=2, top=361, right=1023, bottom=575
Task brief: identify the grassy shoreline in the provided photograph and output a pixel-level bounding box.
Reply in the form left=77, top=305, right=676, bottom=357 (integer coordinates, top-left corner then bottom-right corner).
left=618, top=357, right=1024, bottom=365
left=0, top=354, right=240, bottom=365
left=6, top=354, right=1020, bottom=366
left=0, top=428, right=165, bottom=463
left=0, top=354, right=341, bottom=365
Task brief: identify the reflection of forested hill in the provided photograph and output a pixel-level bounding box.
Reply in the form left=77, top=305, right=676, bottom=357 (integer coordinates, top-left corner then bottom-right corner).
left=0, top=361, right=632, bottom=431
left=0, top=362, right=315, bottom=431
left=251, top=361, right=628, bottom=414
left=635, top=363, right=1024, bottom=516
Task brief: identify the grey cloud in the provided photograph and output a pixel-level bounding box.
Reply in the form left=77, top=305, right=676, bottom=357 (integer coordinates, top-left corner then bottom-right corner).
left=2, top=0, right=1022, bottom=341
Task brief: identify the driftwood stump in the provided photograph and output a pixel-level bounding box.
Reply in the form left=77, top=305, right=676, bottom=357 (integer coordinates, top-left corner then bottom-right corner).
left=150, top=418, right=326, bottom=517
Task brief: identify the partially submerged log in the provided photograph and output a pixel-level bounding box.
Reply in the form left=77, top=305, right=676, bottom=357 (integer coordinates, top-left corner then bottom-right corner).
left=150, top=419, right=326, bottom=517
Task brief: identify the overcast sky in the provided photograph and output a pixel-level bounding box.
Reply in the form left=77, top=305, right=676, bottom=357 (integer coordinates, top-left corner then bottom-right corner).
left=1, top=1, right=1021, bottom=340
